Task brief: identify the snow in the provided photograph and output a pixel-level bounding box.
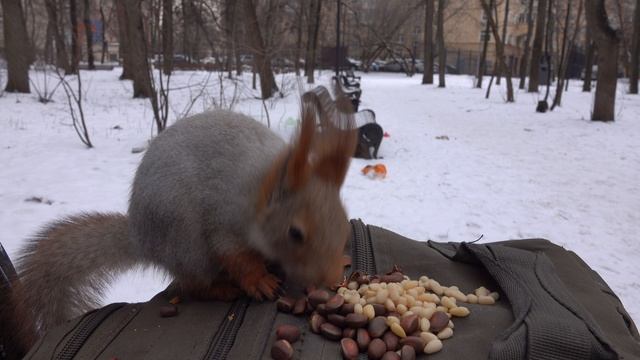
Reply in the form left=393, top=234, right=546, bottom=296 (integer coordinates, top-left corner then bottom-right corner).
left=1, top=69, right=639, bottom=324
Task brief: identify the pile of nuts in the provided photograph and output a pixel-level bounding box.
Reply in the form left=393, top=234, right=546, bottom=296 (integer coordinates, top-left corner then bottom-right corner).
left=272, top=266, right=499, bottom=360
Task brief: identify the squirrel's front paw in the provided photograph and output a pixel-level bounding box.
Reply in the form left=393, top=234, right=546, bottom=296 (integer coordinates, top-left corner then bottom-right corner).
left=240, top=272, right=280, bottom=301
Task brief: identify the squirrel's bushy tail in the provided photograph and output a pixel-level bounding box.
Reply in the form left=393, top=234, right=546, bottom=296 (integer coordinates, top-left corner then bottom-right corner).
left=14, top=212, right=139, bottom=338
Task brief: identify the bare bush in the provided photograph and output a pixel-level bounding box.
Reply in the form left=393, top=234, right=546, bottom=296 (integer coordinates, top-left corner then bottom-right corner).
left=55, top=68, right=93, bottom=148
left=29, top=60, right=63, bottom=103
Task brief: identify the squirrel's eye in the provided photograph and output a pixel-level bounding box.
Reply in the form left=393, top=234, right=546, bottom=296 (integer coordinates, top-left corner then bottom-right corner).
left=288, top=226, right=304, bottom=244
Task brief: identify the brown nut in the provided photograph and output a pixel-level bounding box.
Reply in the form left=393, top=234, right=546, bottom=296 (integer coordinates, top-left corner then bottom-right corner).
left=356, top=328, right=371, bottom=352
left=429, top=311, right=449, bottom=333
left=400, top=314, right=419, bottom=334
left=372, top=304, right=387, bottom=316
left=316, top=304, right=328, bottom=315
left=382, top=331, right=400, bottom=351
left=368, top=316, right=389, bottom=338
left=275, top=324, right=301, bottom=344
left=276, top=297, right=296, bottom=313
left=340, top=338, right=359, bottom=360
left=367, top=338, right=387, bottom=360
left=271, top=339, right=294, bottom=360
left=159, top=305, right=178, bottom=318
left=320, top=322, right=343, bottom=341
left=345, top=313, right=368, bottom=328
left=400, top=345, right=416, bottom=360
left=328, top=314, right=346, bottom=328
left=381, top=272, right=404, bottom=283
left=292, top=297, right=308, bottom=316
left=326, top=294, right=345, bottom=313
left=340, top=303, right=355, bottom=315
left=343, top=327, right=357, bottom=339
left=308, top=289, right=331, bottom=307
left=399, top=336, right=425, bottom=353
left=309, top=313, right=326, bottom=334
left=381, top=351, right=401, bottom=360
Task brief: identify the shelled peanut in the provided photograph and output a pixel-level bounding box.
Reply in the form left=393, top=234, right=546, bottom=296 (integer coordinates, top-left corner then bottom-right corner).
left=272, top=266, right=499, bottom=360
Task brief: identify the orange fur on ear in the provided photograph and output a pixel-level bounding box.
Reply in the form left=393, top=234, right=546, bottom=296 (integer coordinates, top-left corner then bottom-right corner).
left=286, top=101, right=316, bottom=190
left=313, top=126, right=357, bottom=187
left=257, top=150, right=289, bottom=211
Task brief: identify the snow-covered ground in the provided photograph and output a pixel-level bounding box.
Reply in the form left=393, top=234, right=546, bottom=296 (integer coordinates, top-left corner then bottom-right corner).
left=1, top=69, right=639, bottom=324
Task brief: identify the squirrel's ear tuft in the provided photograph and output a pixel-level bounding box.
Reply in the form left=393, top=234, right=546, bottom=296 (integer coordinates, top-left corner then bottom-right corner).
left=257, top=152, right=289, bottom=211
left=285, top=99, right=317, bottom=191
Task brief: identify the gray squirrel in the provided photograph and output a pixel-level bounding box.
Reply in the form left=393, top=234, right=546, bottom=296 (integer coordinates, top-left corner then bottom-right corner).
left=7, top=93, right=357, bottom=350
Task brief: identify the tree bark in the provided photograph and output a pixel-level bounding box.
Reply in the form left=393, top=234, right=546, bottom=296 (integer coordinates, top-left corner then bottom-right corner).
left=496, top=0, right=510, bottom=85
left=294, top=0, right=305, bottom=76
left=99, top=2, right=108, bottom=64
left=629, top=0, right=639, bottom=94
left=122, top=0, right=154, bottom=98
left=116, top=0, right=133, bottom=79
left=162, top=0, right=173, bottom=75
left=585, top=0, right=619, bottom=121
left=476, top=0, right=492, bottom=88
left=422, top=0, right=435, bottom=84
left=582, top=27, right=594, bottom=92
left=305, top=0, right=322, bottom=84
left=518, top=0, right=534, bottom=89
left=83, top=0, right=95, bottom=69
left=1, top=0, right=31, bottom=92
left=241, top=0, right=278, bottom=98
left=480, top=0, right=515, bottom=102
left=224, top=0, right=235, bottom=77
left=437, top=0, right=446, bottom=87
left=551, top=0, right=582, bottom=109
left=69, top=0, right=80, bottom=73
left=528, top=0, right=548, bottom=92
left=45, top=0, right=71, bottom=73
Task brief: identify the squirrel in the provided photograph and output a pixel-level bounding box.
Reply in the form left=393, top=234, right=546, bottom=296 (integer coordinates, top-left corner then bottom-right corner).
left=6, top=91, right=357, bottom=351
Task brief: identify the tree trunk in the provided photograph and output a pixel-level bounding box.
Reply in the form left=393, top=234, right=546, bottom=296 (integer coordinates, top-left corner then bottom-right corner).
left=69, top=0, right=80, bottom=73
left=122, top=0, right=154, bottom=98
left=1, top=0, right=31, bottom=92
left=99, top=3, right=108, bottom=64
left=552, top=0, right=582, bottom=109
left=518, top=0, right=534, bottom=89
left=162, top=0, right=173, bottom=75
left=476, top=0, right=492, bottom=88
left=528, top=0, right=548, bottom=92
left=116, top=0, right=133, bottom=79
left=241, top=0, right=278, bottom=98
left=629, top=0, right=639, bottom=94
left=83, top=0, right=95, bottom=69
left=582, top=28, right=594, bottom=92
left=224, top=0, right=235, bottom=77
left=45, top=0, right=71, bottom=73
left=422, top=0, right=435, bottom=84
left=497, top=0, right=510, bottom=85
left=437, top=0, right=446, bottom=87
left=480, top=0, right=515, bottom=102
left=305, top=0, right=322, bottom=84
left=585, top=0, right=619, bottom=121
left=294, top=0, right=305, bottom=76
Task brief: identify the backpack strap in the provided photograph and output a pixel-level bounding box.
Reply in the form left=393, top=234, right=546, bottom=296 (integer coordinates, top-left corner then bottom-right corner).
left=429, top=241, right=618, bottom=360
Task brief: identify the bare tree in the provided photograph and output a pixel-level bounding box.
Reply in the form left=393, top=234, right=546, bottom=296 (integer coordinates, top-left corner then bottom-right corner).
left=45, top=0, right=71, bottom=73
left=585, top=0, right=619, bottom=121
left=294, top=0, right=306, bottom=76
left=630, top=0, right=639, bottom=94
left=436, top=0, right=446, bottom=87
left=98, top=0, right=111, bottom=64
left=240, top=0, right=278, bottom=98
left=83, top=0, right=95, bottom=69
left=582, top=25, right=594, bottom=91
left=529, top=0, right=548, bottom=92
left=122, top=0, right=154, bottom=98
left=476, top=0, right=492, bottom=88
left=422, top=0, right=435, bottom=84
left=551, top=0, right=582, bottom=109
left=162, top=0, right=174, bottom=75
left=116, top=0, right=133, bottom=79
left=480, top=0, right=515, bottom=102
left=57, top=69, right=93, bottom=147
left=518, top=0, right=534, bottom=89
left=1, top=0, right=31, bottom=92
left=305, top=0, right=322, bottom=83
left=69, top=0, right=80, bottom=73
left=496, top=0, right=510, bottom=85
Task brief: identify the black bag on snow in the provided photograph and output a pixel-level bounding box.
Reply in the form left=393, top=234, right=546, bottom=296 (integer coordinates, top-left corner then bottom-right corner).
left=18, top=220, right=640, bottom=359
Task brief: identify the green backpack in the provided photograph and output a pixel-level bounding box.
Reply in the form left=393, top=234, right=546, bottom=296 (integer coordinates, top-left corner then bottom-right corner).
left=9, top=220, right=640, bottom=359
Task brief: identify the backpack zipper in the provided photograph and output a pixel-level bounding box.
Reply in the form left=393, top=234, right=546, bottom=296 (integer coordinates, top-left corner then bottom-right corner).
left=203, top=297, right=251, bottom=360
left=350, top=219, right=377, bottom=274
left=53, top=303, right=125, bottom=360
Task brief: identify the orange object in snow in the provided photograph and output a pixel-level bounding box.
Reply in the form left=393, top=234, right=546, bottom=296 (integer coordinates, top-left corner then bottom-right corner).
left=361, top=164, right=387, bottom=179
